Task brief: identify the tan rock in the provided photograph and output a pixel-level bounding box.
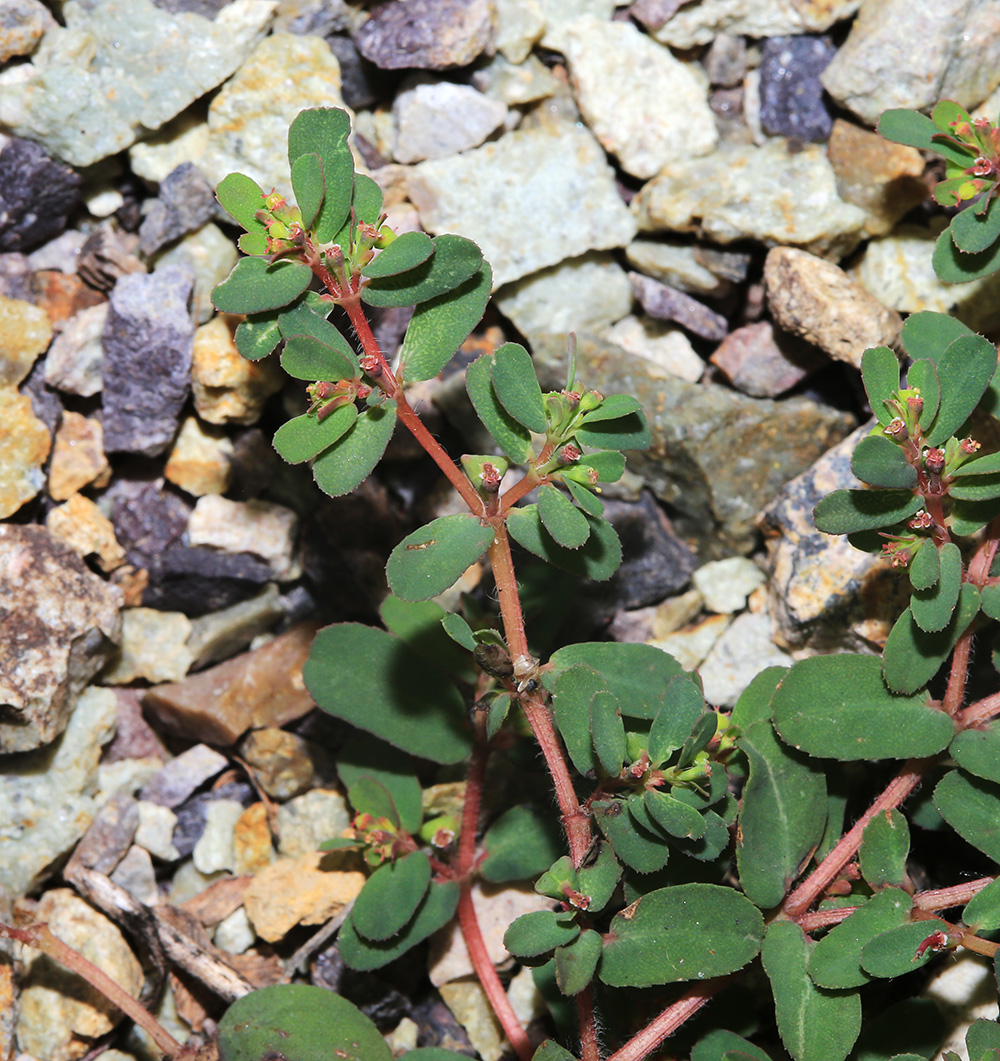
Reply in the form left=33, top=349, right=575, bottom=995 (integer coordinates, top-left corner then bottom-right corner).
left=0, top=294, right=52, bottom=386
left=48, top=412, right=112, bottom=500
left=239, top=727, right=314, bottom=800
left=188, top=494, right=300, bottom=580
left=234, top=802, right=275, bottom=875
left=100, top=607, right=194, bottom=685
left=143, top=621, right=318, bottom=745
left=243, top=851, right=365, bottom=942
left=16, top=888, right=143, bottom=1061
left=438, top=981, right=506, bottom=1061
left=46, top=493, right=126, bottom=572
left=192, top=314, right=284, bottom=425
left=648, top=613, right=731, bottom=672
left=764, top=247, right=902, bottom=370
left=164, top=414, right=233, bottom=496
left=0, top=384, right=50, bottom=517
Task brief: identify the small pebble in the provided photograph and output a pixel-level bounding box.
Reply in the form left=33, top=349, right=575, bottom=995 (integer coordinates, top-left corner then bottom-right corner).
left=192, top=798, right=244, bottom=874
left=240, top=728, right=314, bottom=801
left=46, top=493, right=126, bottom=573
left=277, top=788, right=351, bottom=859
left=214, top=906, right=255, bottom=955
left=47, top=411, right=111, bottom=500
left=693, top=557, right=767, bottom=614
left=164, top=414, right=233, bottom=497
left=135, top=801, right=181, bottom=862
left=109, top=844, right=159, bottom=905
left=100, top=606, right=194, bottom=685
left=187, top=495, right=300, bottom=581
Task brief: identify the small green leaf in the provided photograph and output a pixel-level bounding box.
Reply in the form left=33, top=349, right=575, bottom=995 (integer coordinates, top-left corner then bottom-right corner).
left=691, top=1030, right=774, bottom=1061
left=362, top=231, right=434, bottom=278
left=762, top=920, right=861, bottom=1061
left=386, top=514, right=494, bottom=602
left=771, top=654, right=953, bottom=760
left=531, top=1042, right=578, bottom=1061
left=566, top=450, right=627, bottom=484
left=281, top=333, right=358, bottom=381
left=217, top=984, right=391, bottom=1061
left=339, top=881, right=459, bottom=970
left=861, top=347, right=902, bottom=426
left=808, top=888, right=913, bottom=989
left=600, top=884, right=764, bottom=988
left=554, top=929, right=602, bottom=995
left=963, top=877, right=1000, bottom=930
left=312, top=402, right=397, bottom=497
left=486, top=693, right=511, bottom=739
left=363, top=234, right=483, bottom=308
left=278, top=300, right=355, bottom=357
left=644, top=789, right=706, bottom=839
left=504, top=910, right=580, bottom=959
left=575, top=843, right=621, bottom=913
left=440, top=611, right=476, bottom=650
left=813, top=490, right=922, bottom=535
left=574, top=412, right=652, bottom=451
left=900, top=311, right=974, bottom=363
left=212, top=256, right=313, bottom=314
left=579, top=394, right=644, bottom=423
left=950, top=196, right=1000, bottom=254
left=909, top=539, right=940, bottom=591
left=347, top=776, right=400, bottom=827
left=590, top=688, right=626, bottom=775
left=352, top=851, right=432, bottom=941
left=933, top=226, right=1000, bottom=284
left=877, top=108, right=941, bottom=150
left=273, top=403, right=358, bottom=464
left=954, top=450, right=1000, bottom=476
left=399, top=262, right=492, bottom=382
left=235, top=311, right=282, bottom=361
left=304, top=622, right=471, bottom=764
left=215, top=172, right=268, bottom=234
left=337, top=732, right=423, bottom=834
left=930, top=99, right=975, bottom=134
left=949, top=474, right=1000, bottom=501
left=926, top=333, right=998, bottom=446
left=851, top=436, right=917, bottom=489
left=551, top=664, right=606, bottom=775
left=592, top=798, right=670, bottom=874
left=490, top=342, right=547, bottom=433
left=907, top=358, right=940, bottom=429
left=911, top=541, right=963, bottom=632
left=966, top=1019, right=1000, bottom=1061
left=466, top=352, right=534, bottom=463
left=538, top=484, right=591, bottom=549
left=480, top=805, right=565, bottom=883
left=859, top=919, right=950, bottom=978
left=934, top=768, right=1000, bottom=862
left=287, top=107, right=354, bottom=243
left=951, top=722, right=1000, bottom=785
left=290, top=151, right=325, bottom=231
left=565, top=478, right=604, bottom=516
left=950, top=497, right=1000, bottom=535
left=507, top=505, right=622, bottom=582
left=859, top=809, right=909, bottom=889
left=238, top=231, right=269, bottom=256
left=736, top=718, right=827, bottom=909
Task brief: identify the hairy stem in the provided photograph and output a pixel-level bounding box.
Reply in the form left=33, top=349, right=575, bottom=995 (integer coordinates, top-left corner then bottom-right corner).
left=0, top=922, right=182, bottom=1058
left=957, top=691, right=1000, bottom=728
left=783, top=758, right=933, bottom=918
left=605, top=980, right=728, bottom=1061
left=577, top=986, right=599, bottom=1061
left=942, top=624, right=973, bottom=716
left=913, top=876, right=995, bottom=912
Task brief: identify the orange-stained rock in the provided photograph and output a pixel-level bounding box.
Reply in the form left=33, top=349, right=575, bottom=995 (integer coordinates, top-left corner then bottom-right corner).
left=0, top=294, right=52, bottom=385
left=239, top=727, right=314, bottom=800
left=192, top=314, right=284, bottom=426
left=0, top=385, right=51, bottom=518
left=31, top=270, right=105, bottom=325
left=48, top=411, right=111, bottom=500
left=234, top=802, right=275, bottom=875
left=243, top=851, right=365, bottom=942
left=143, top=621, right=319, bottom=745
left=164, top=414, right=232, bottom=497
left=46, top=493, right=126, bottom=572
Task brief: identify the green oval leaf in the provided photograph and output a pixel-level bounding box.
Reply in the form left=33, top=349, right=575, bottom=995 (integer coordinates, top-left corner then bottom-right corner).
left=218, top=984, right=390, bottom=1061
left=491, top=342, right=547, bottom=433
left=339, top=880, right=459, bottom=971
left=813, top=490, right=922, bottom=535
left=962, top=877, right=1000, bottom=930
left=592, top=798, right=670, bottom=874
left=278, top=300, right=356, bottom=357
left=554, top=929, right=602, bottom=995
left=235, top=310, right=282, bottom=361
left=281, top=333, right=358, bottom=381
left=538, top=483, right=591, bottom=549
left=551, top=663, right=606, bottom=776
left=600, top=884, right=764, bottom=988
left=951, top=722, right=1000, bottom=785
left=911, top=540, right=962, bottom=632
left=933, top=226, right=1000, bottom=284
left=859, top=809, right=909, bottom=889
left=312, top=401, right=397, bottom=497
left=948, top=474, right=1000, bottom=501
left=907, top=357, right=940, bottom=429
left=591, top=688, right=626, bottom=775
left=337, top=732, right=423, bottom=834
left=647, top=674, right=707, bottom=763
left=507, top=505, right=622, bottom=581
left=859, top=919, right=950, bottom=978
left=850, top=435, right=917, bottom=489
left=644, top=789, right=706, bottom=839
left=574, top=412, right=652, bottom=451
left=565, top=477, right=604, bottom=516
left=926, top=333, right=998, bottom=446
left=691, top=1030, right=774, bottom=1061
left=909, top=539, right=940, bottom=591
left=273, top=403, right=358, bottom=464
left=808, top=888, right=913, bottom=990
left=579, top=394, right=644, bottom=423
left=290, top=151, right=325, bottom=231
left=771, top=654, right=953, bottom=760
left=762, top=920, right=861, bottom=1061
left=877, top=108, right=941, bottom=150
left=399, top=262, right=492, bottom=382
left=900, top=311, right=974, bottom=363
left=934, top=768, right=1000, bottom=861
left=466, top=352, right=533, bottom=463
left=386, top=514, right=494, bottom=602
left=287, top=107, right=354, bottom=243
left=362, top=231, right=434, bottom=278
left=352, top=851, right=432, bottom=941
left=480, top=805, right=565, bottom=884
left=504, top=910, right=580, bottom=959
left=212, top=256, right=313, bottom=315
left=362, top=234, right=483, bottom=308
left=949, top=197, right=1000, bottom=254
left=304, top=622, right=471, bottom=764
left=216, top=172, right=268, bottom=234
left=861, top=346, right=902, bottom=427
left=736, top=718, right=827, bottom=909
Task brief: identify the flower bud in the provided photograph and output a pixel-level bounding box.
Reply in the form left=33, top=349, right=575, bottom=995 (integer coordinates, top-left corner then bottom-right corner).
left=885, top=417, right=908, bottom=441
left=924, top=447, right=945, bottom=474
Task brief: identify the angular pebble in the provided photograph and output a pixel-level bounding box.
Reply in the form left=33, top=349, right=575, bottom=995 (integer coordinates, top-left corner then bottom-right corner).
left=564, top=15, right=717, bottom=179
left=408, top=120, right=637, bottom=287
left=155, top=222, right=238, bottom=326
left=626, top=237, right=733, bottom=298
left=138, top=162, right=217, bottom=257
left=629, top=272, right=728, bottom=341
left=393, top=77, right=507, bottom=163
left=277, top=788, right=351, bottom=858
left=0, top=138, right=81, bottom=252
left=0, top=294, right=51, bottom=385
left=143, top=622, right=318, bottom=745
left=240, top=727, right=314, bottom=800
left=0, top=0, right=55, bottom=62
left=46, top=493, right=126, bottom=573
left=631, top=138, right=867, bottom=260
left=0, top=525, right=122, bottom=752
left=233, top=801, right=275, bottom=875
left=758, top=35, right=836, bottom=142
left=494, top=0, right=545, bottom=63
left=102, top=264, right=195, bottom=457
left=164, top=415, right=233, bottom=497
left=649, top=0, right=859, bottom=49
left=185, top=583, right=284, bottom=670
left=764, top=247, right=902, bottom=369
left=605, top=316, right=705, bottom=384
left=47, top=412, right=111, bottom=500
left=193, top=798, right=245, bottom=874
left=100, top=607, right=195, bottom=685
left=135, top=801, right=182, bottom=862
left=142, top=545, right=275, bottom=616
left=693, top=556, right=766, bottom=614
left=648, top=613, right=730, bottom=672
left=140, top=744, right=228, bottom=808
left=109, top=844, right=159, bottom=905
left=215, top=906, right=255, bottom=955
left=537, top=0, right=614, bottom=52
left=699, top=610, right=793, bottom=706
left=44, top=302, right=108, bottom=397
left=188, top=495, right=300, bottom=581
left=355, top=0, right=493, bottom=70
left=710, top=320, right=823, bottom=398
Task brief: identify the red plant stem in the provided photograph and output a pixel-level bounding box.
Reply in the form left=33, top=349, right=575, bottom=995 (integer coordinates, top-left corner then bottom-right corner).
left=499, top=470, right=542, bottom=514
left=605, top=980, right=728, bottom=1061
left=942, top=625, right=973, bottom=715
left=456, top=886, right=533, bottom=1061
left=0, top=922, right=182, bottom=1058
left=795, top=905, right=861, bottom=933
left=578, top=988, right=600, bottom=1061
left=913, top=876, right=995, bottom=911
left=783, top=758, right=933, bottom=919
left=957, top=691, right=1000, bottom=728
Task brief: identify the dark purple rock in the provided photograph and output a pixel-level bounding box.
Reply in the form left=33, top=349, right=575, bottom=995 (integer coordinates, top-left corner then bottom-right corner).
left=138, top=162, right=217, bottom=257
left=326, top=34, right=391, bottom=110
left=101, top=264, right=194, bottom=456
left=0, top=138, right=81, bottom=253
left=113, top=480, right=191, bottom=567
left=629, top=272, right=729, bottom=341
left=0, top=252, right=35, bottom=301
left=354, top=0, right=493, bottom=70
left=171, top=780, right=255, bottom=858
left=142, top=546, right=275, bottom=616
left=759, top=35, right=837, bottom=143
left=21, top=356, right=62, bottom=435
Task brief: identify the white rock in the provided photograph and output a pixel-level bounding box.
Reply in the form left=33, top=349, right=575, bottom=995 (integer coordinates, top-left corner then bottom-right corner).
left=650, top=0, right=860, bottom=49
left=277, top=788, right=351, bottom=858
left=648, top=614, right=730, bottom=672
left=44, top=302, right=108, bottom=397
left=605, top=316, right=704, bottom=383
left=537, top=0, right=614, bottom=52
left=494, top=0, right=545, bottom=63
left=193, top=798, right=245, bottom=874
left=699, top=611, right=793, bottom=706
left=693, top=557, right=766, bottom=614
left=214, top=906, right=255, bottom=955
left=626, top=237, right=729, bottom=297
left=392, top=78, right=507, bottom=164
left=135, top=801, right=181, bottom=862
left=188, top=495, right=300, bottom=581
left=100, top=607, right=194, bottom=684
left=564, top=15, right=716, bottom=179
left=110, top=844, right=159, bottom=905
